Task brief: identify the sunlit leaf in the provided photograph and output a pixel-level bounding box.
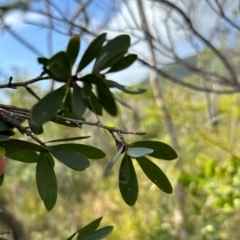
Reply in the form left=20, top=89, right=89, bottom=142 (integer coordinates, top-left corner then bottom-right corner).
left=67, top=217, right=102, bottom=240
left=79, top=226, right=113, bottom=240
left=48, top=146, right=90, bottom=170
left=76, top=33, right=106, bottom=73
left=72, top=83, right=86, bottom=116
left=96, top=79, right=117, bottom=116
left=30, top=85, right=67, bottom=132
left=130, top=141, right=178, bottom=160
left=106, top=80, right=146, bottom=94
left=36, top=152, right=57, bottom=210
left=66, top=35, right=80, bottom=68
left=128, top=147, right=153, bottom=158
left=136, top=156, right=173, bottom=194
left=106, top=54, right=137, bottom=73
left=53, top=143, right=105, bottom=159
left=46, top=136, right=90, bottom=143
left=119, top=154, right=138, bottom=206
left=93, top=34, right=130, bottom=72
left=104, top=144, right=124, bottom=175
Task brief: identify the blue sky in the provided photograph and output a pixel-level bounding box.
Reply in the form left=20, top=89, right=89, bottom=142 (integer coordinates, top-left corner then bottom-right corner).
left=0, top=0, right=148, bottom=93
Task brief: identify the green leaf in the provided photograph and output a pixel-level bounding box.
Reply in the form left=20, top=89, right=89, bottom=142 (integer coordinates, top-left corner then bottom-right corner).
left=79, top=226, right=113, bottom=240
left=96, top=79, right=117, bottom=116
left=0, top=134, right=9, bottom=142
left=106, top=80, right=146, bottom=94
left=30, top=85, right=67, bottom=132
left=72, top=83, right=86, bottom=116
left=87, top=92, right=102, bottom=115
left=67, top=217, right=102, bottom=240
left=79, top=74, right=100, bottom=85
left=48, top=146, right=90, bottom=170
left=119, top=154, right=138, bottom=206
left=104, top=144, right=124, bottom=175
left=51, top=143, right=105, bottom=159
left=47, top=136, right=90, bottom=143
left=0, top=130, right=15, bottom=136
left=130, top=141, right=178, bottom=160
left=66, top=35, right=80, bottom=68
left=93, top=34, right=131, bottom=72
left=0, top=139, right=47, bottom=152
left=136, top=157, right=173, bottom=194
left=77, top=33, right=106, bottom=73
left=0, top=119, right=12, bottom=131
left=36, top=153, right=57, bottom=210
left=106, top=54, right=137, bottom=73
left=0, top=173, right=4, bottom=186
left=128, top=147, right=153, bottom=158
left=28, top=118, right=44, bottom=134
left=48, top=51, right=72, bottom=82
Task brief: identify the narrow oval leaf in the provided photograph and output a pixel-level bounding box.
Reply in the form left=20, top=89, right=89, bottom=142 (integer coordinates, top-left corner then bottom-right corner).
left=77, top=33, right=106, bottom=73
left=93, top=34, right=130, bottom=72
left=87, top=92, right=102, bottom=115
left=106, top=54, right=137, bottom=73
left=136, top=156, right=173, bottom=194
left=128, top=147, right=153, bottom=158
left=36, top=153, right=57, bottom=210
left=30, top=85, right=67, bottom=127
left=130, top=141, right=178, bottom=160
left=1, top=139, right=47, bottom=152
left=80, top=226, right=113, bottom=240
left=67, top=217, right=102, bottom=240
left=0, top=173, right=4, bottom=186
left=47, top=136, right=90, bottom=143
left=119, top=154, right=138, bottom=206
left=0, top=130, right=15, bottom=137
left=97, top=79, right=117, bottom=116
left=72, top=83, right=86, bottom=116
left=48, top=146, right=90, bottom=170
left=104, top=144, right=124, bottom=175
left=66, top=35, right=80, bottom=68
left=52, top=143, right=106, bottom=159
left=106, top=80, right=146, bottom=94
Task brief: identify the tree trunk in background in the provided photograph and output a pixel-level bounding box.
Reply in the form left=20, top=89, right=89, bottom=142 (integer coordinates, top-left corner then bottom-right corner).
left=136, top=0, right=187, bottom=239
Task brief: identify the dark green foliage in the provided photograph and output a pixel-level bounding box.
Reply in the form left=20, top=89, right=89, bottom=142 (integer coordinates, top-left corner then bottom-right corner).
left=0, top=33, right=178, bottom=239
left=36, top=153, right=57, bottom=210
left=136, top=156, right=173, bottom=194
left=48, top=146, right=90, bottom=170
left=66, top=35, right=80, bottom=68
left=67, top=217, right=113, bottom=240
left=119, top=154, right=138, bottom=206
left=77, top=33, right=106, bottom=73
left=29, top=85, right=67, bottom=134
